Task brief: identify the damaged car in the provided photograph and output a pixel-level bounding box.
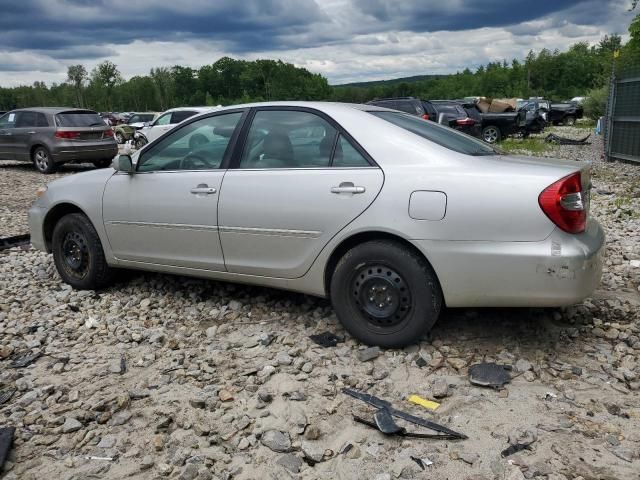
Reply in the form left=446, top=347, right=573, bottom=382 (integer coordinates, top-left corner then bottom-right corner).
left=29, top=102, right=604, bottom=347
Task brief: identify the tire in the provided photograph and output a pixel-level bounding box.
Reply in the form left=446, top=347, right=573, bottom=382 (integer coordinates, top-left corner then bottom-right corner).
left=115, top=132, right=125, bottom=144
left=92, top=159, right=113, bottom=169
left=52, top=213, right=115, bottom=290
left=32, top=146, right=57, bottom=174
left=134, top=137, right=147, bottom=150
left=329, top=240, right=442, bottom=347
left=482, top=125, right=501, bottom=144
left=563, top=116, right=576, bottom=126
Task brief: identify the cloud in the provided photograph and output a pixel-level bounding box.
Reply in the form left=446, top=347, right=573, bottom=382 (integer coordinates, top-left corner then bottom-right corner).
left=0, top=0, right=633, bottom=86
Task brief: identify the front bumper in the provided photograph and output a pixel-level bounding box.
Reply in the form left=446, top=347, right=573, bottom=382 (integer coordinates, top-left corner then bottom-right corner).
left=28, top=204, right=48, bottom=252
left=412, top=219, right=605, bottom=308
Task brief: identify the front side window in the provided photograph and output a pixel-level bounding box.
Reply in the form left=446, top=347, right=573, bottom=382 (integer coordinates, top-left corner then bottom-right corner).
left=137, top=112, right=243, bottom=172
left=370, top=111, right=499, bottom=156
left=239, top=110, right=337, bottom=169
left=15, top=111, right=37, bottom=128
left=153, top=113, right=172, bottom=126
left=0, top=112, right=16, bottom=129
left=171, top=111, right=197, bottom=124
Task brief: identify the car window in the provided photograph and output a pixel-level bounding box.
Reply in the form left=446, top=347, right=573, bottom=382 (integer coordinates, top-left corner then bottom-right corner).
left=0, top=112, right=15, bottom=129
left=56, top=112, right=105, bottom=127
left=36, top=113, right=48, bottom=127
left=394, top=101, right=419, bottom=115
left=171, top=110, right=197, bottom=124
left=332, top=134, right=370, bottom=167
left=15, top=111, right=37, bottom=128
left=369, top=111, right=499, bottom=156
left=137, top=112, right=242, bottom=172
left=154, top=113, right=172, bottom=126
left=239, top=110, right=337, bottom=169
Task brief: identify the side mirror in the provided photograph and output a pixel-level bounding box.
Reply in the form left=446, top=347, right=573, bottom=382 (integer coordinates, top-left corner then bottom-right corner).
left=115, top=154, right=134, bottom=173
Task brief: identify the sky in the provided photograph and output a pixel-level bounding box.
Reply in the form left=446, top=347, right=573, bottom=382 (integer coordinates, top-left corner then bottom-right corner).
left=0, top=0, right=634, bottom=87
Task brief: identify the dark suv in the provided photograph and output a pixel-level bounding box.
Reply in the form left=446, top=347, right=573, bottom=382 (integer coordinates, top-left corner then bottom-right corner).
left=366, top=97, right=481, bottom=137
left=0, top=108, right=118, bottom=173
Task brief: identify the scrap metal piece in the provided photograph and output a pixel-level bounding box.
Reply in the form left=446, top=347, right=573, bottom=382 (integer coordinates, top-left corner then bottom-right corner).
left=0, top=388, right=16, bottom=406
left=545, top=133, right=591, bottom=145
left=342, top=388, right=467, bottom=439
left=10, top=351, right=42, bottom=368
left=501, top=443, right=533, bottom=457
left=469, top=363, right=511, bottom=389
left=352, top=415, right=461, bottom=440
left=309, top=331, right=344, bottom=348
left=374, top=408, right=402, bottom=434
left=0, top=427, right=15, bottom=470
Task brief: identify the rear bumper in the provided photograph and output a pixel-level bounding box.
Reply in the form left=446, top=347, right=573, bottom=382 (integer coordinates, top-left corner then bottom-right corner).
left=28, top=204, right=47, bottom=252
left=412, top=219, right=605, bottom=307
left=51, top=142, right=118, bottom=164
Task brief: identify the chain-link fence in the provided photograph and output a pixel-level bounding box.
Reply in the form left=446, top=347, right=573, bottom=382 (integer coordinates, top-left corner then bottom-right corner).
left=606, top=60, right=640, bottom=163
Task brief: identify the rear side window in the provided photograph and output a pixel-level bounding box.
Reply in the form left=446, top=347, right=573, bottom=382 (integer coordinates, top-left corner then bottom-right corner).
left=15, top=111, right=37, bottom=127
left=369, top=111, right=499, bottom=156
left=332, top=134, right=370, bottom=167
left=36, top=113, right=48, bottom=127
left=56, top=112, right=105, bottom=127
left=395, top=101, right=421, bottom=115
left=171, top=111, right=197, bottom=124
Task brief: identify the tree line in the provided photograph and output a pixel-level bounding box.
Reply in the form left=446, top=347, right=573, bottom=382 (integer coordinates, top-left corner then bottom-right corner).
left=0, top=19, right=638, bottom=120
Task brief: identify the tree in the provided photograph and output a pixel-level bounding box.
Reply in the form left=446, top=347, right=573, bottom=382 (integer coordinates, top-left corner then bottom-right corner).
left=67, top=64, right=87, bottom=107
left=90, top=61, right=122, bottom=110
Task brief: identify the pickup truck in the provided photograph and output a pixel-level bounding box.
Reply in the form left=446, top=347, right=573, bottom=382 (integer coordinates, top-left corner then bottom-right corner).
left=517, top=99, right=583, bottom=126
left=457, top=102, right=527, bottom=143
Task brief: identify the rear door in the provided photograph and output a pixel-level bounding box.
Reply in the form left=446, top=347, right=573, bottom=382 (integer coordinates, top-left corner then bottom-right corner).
left=218, top=107, right=384, bottom=279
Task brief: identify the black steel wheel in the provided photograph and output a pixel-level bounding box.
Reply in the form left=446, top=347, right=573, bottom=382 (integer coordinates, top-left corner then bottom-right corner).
left=52, top=213, right=115, bottom=290
left=330, top=240, right=442, bottom=347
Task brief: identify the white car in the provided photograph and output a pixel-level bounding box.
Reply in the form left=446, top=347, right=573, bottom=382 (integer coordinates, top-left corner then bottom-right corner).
left=134, top=106, right=218, bottom=147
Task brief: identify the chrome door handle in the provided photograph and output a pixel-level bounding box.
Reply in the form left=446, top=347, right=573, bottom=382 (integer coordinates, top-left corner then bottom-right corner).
left=331, top=182, right=366, bottom=194
left=190, top=185, right=217, bottom=195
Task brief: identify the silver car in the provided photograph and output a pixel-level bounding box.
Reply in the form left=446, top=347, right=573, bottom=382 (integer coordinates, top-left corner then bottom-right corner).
left=28, top=102, right=605, bottom=347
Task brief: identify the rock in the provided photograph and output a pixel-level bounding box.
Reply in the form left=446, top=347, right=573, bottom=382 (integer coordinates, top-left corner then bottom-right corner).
left=97, top=435, right=117, bottom=449
left=432, top=377, right=449, bottom=398
left=110, top=411, right=132, bottom=426
left=301, top=441, right=325, bottom=463
left=218, top=389, right=234, bottom=402
left=261, top=430, right=291, bottom=453
left=140, top=456, right=154, bottom=470
left=515, top=358, right=532, bottom=372
left=189, top=396, right=206, bottom=409
left=357, top=346, right=381, bottom=362
left=523, top=371, right=536, bottom=382
left=275, top=351, right=293, bottom=366
left=610, top=446, right=634, bottom=462
left=301, top=362, right=314, bottom=373
left=62, top=417, right=82, bottom=433
left=304, top=425, right=322, bottom=440
left=237, top=437, right=250, bottom=450
left=179, top=464, right=199, bottom=480
left=205, top=326, right=218, bottom=338
left=275, top=454, right=303, bottom=473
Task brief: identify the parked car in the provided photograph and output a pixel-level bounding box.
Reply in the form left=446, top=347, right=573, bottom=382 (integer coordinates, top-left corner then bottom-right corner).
left=548, top=102, right=584, bottom=126
left=133, top=107, right=216, bottom=148
left=456, top=101, right=527, bottom=143
left=114, top=112, right=159, bottom=144
left=517, top=101, right=548, bottom=136
left=366, top=97, right=481, bottom=137
left=29, top=102, right=604, bottom=347
left=0, top=107, right=118, bottom=173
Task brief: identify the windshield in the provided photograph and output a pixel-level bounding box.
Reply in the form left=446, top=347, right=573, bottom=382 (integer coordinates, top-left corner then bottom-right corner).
left=368, top=111, right=500, bottom=156
left=56, top=112, right=105, bottom=127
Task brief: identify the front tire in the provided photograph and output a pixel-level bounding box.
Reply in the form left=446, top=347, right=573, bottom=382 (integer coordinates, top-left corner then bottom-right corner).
left=330, top=240, right=442, bottom=347
left=52, top=213, right=115, bottom=290
left=115, top=132, right=125, bottom=144
left=482, top=125, right=501, bottom=144
left=92, top=159, right=113, bottom=169
left=32, top=146, right=57, bottom=174
left=563, top=116, right=576, bottom=126
left=134, top=137, right=147, bottom=150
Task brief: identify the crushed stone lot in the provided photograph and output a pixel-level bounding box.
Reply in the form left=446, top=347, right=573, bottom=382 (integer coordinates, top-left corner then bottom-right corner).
left=1, top=129, right=640, bottom=480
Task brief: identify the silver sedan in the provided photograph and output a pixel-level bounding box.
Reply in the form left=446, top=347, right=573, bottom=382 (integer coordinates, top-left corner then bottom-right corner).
left=29, top=102, right=605, bottom=347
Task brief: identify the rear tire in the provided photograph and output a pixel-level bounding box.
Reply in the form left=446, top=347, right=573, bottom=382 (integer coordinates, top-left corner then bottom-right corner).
left=115, top=132, right=125, bottom=144
left=563, top=116, right=576, bottom=126
left=32, top=146, right=56, bottom=174
left=134, top=137, right=147, bottom=150
left=92, top=159, right=113, bottom=169
left=482, top=125, right=501, bottom=144
left=330, top=240, right=442, bottom=347
left=52, top=213, right=115, bottom=290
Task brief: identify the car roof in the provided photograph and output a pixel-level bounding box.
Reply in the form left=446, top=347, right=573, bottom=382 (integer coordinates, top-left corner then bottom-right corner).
left=7, top=107, right=99, bottom=115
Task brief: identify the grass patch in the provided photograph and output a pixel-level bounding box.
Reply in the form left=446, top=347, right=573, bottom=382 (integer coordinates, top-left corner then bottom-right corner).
left=500, top=137, right=553, bottom=155
left=573, top=119, right=597, bottom=129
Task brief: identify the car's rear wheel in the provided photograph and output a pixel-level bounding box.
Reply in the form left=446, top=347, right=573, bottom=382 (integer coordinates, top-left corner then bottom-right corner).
left=32, top=146, right=56, bottom=174
left=115, top=132, right=125, bottom=144
left=92, top=159, right=113, bottom=169
left=330, top=240, right=442, bottom=347
left=482, top=125, right=501, bottom=144
left=563, top=116, right=576, bottom=126
left=134, top=137, right=147, bottom=150
left=52, top=213, right=115, bottom=290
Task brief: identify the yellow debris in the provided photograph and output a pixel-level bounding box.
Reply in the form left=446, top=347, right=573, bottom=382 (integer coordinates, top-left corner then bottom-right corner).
left=407, top=395, right=440, bottom=411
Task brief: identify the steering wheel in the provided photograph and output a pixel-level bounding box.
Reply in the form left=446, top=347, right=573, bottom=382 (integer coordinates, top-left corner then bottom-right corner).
left=180, top=152, right=213, bottom=170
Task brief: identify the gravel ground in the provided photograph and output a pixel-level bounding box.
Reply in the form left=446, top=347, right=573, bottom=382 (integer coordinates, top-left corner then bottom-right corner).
left=1, top=129, right=639, bottom=480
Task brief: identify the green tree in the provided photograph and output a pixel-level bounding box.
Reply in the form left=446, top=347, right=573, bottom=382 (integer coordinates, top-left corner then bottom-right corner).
left=66, top=64, right=87, bottom=107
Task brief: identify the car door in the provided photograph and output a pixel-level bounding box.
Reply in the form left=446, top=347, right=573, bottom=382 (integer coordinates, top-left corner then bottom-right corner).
left=102, top=110, right=245, bottom=270
left=144, top=111, right=173, bottom=143
left=218, top=108, right=384, bottom=279
left=0, top=112, right=17, bottom=159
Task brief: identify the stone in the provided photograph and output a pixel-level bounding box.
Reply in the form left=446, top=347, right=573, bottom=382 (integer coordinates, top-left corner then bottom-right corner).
left=260, top=430, right=291, bottom=453
left=62, top=417, right=82, bottom=433
left=205, top=326, right=218, bottom=338
left=515, top=358, right=532, bottom=372
left=140, top=456, right=154, bottom=470
left=110, top=411, right=132, bottom=426
left=276, top=454, right=303, bottom=473
left=357, top=346, right=381, bottom=362
left=459, top=452, right=480, bottom=465
left=97, top=435, right=117, bottom=449
left=432, top=377, right=449, bottom=398
left=304, top=425, right=322, bottom=440
left=219, top=389, right=234, bottom=402
left=301, top=362, right=314, bottom=373
left=301, top=441, right=325, bottom=463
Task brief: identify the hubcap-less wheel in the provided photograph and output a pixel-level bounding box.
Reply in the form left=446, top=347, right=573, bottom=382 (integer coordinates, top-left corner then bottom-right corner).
left=352, top=264, right=411, bottom=327
left=34, top=149, right=50, bottom=171
left=61, top=231, right=90, bottom=279
left=483, top=127, right=499, bottom=143
left=116, top=133, right=124, bottom=144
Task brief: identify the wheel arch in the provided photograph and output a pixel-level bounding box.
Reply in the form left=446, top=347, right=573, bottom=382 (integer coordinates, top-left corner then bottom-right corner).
left=42, top=202, right=89, bottom=252
left=30, top=143, right=48, bottom=158
left=323, top=230, right=445, bottom=306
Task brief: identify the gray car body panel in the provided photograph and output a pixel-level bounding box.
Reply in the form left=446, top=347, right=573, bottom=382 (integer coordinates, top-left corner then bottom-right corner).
left=29, top=101, right=604, bottom=307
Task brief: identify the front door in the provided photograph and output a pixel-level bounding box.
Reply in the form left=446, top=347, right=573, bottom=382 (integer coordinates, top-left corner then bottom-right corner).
left=218, top=108, right=384, bottom=279
left=103, top=111, right=244, bottom=270
left=0, top=112, right=18, bottom=160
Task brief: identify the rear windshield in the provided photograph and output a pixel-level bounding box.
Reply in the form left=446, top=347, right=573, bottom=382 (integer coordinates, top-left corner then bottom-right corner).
left=56, top=112, right=106, bottom=127
left=369, top=111, right=500, bottom=156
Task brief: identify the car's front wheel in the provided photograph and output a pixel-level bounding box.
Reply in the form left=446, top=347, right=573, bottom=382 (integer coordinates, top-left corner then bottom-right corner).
left=32, top=146, right=56, bottom=174
left=115, top=132, right=125, bottom=144
left=563, top=116, right=576, bottom=126
left=52, top=213, right=115, bottom=290
left=134, top=137, right=147, bottom=150
left=330, top=240, right=442, bottom=347
left=93, top=159, right=113, bottom=169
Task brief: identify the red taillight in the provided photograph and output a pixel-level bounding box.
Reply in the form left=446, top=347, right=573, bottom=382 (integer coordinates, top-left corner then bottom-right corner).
left=538, top=172, right=586, bottom=234
left=55, top=131, right=81, bottom=139
left=456, top=117, right=475, bottom=126
left=103, top=129, right=114, bottom=137
left=422, top=114, right=430, bottom=120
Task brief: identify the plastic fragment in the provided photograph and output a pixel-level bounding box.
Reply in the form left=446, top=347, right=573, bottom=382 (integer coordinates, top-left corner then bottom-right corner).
left=408, top=394, right=440, bottom=411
